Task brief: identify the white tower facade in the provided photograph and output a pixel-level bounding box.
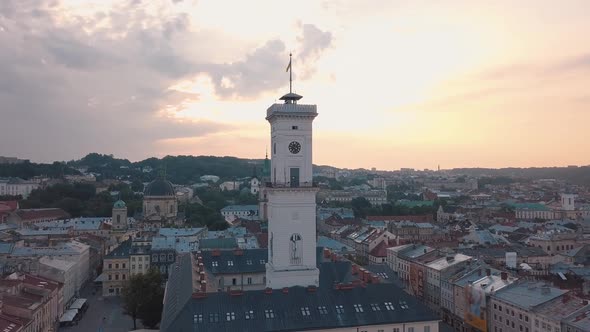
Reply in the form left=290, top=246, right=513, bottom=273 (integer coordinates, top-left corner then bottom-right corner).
left=265, top=92, right=319, bottom=289
left=561, top=193, right=576, bottom=211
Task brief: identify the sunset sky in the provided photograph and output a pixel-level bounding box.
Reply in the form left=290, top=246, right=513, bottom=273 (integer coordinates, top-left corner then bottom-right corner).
left=1, top=0, right=589, bottom=170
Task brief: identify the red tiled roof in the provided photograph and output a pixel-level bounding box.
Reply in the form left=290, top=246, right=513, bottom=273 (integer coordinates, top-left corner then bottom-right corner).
left=369, top=241, right=390, bottom=257
left=23, top=274, right=62, bottom=291
left=367, top=215, right=433, bottom=222
left=255, top=232, right=268, bottom=248
left=241, top=220, right=261, bottom=234
left=2, top=295, right=37, bottom=309
left=0, top=314, right=25, bottom=332
left=16, top=208, right=70, bottom=221
left=0, top=201, right=19, bottom=211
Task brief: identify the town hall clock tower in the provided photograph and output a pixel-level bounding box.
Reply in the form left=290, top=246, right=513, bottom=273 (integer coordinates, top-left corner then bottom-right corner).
left=265, top=81, right=320, bottom=288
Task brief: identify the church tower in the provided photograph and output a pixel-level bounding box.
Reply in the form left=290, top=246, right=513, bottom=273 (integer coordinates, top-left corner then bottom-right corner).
left=265, top=58, right=319, bottom=288
left=112, top=199, right=128, bottom=231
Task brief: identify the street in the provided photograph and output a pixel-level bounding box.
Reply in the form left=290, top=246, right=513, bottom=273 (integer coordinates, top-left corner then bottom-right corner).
left=59, top=285, right=143, bottom=332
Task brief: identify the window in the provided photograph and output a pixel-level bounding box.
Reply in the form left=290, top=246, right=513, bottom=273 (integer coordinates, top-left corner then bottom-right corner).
left=131, top=257, right=136, bottom=262
left=499, top=305, right=502, bottom=312
left=384, top=302, right=395, bottom=311
left=520, top=313, right=523, bottom=320
left=132, top=265, right=135, bottom=270
left=139, top=264, right=142, bottom=269
left=138, top=257, right=143, bottom=262
left=108, top=274, right=112, bottom=281
left=301, top=307, right=311, bottom=316
left=122, top=274, right=126, bottom=280
left=228, top=261, right=234, bottom=266
left=318, top=306, right=328, bottom=315
left=232, top=278, right=237, bottom=286
left=160, top=254, right=166, bottom=261
left=335, top=305, right=344, bottom=314
left=226, top=312, right=235, bottom=321
left=115, top=274, right=119, bottom=280
left=247, top=277, right=252, bottom=285
left=424, top=327, right=431, bottom=332
left=212, top=261, right=218, bottom=267
left=393, top=329, right=400, bottom=332
left=408, top=328, right=415, bottom=332
left=273, top=143, right=276, bottom=155
left=168, top=253, right=174, bottom=261
left=246, top=260, right=252, bottom=265
left=115, top=263, right=119, bottom=269
left=399, top=301, right=409, bottom=309
left=292, top=125, right=298, bottom=130
left=122, top=263, right=126, bottom=269
left=152, top=254, right=158, bottom=262
left=193, top=314, right=203, bottom=323
left=245, top=310, right=254, bottom=320
left=209, top=313, right=219, bottom=323
left=525, top=316, right=529, bottom=322
left=353, top=304, right=364, bottom=313
left=370, top=303, right=381, bottom=311
left=260, top=260, right=265, bottom=264
left=265, top=309, right=275, bottom=319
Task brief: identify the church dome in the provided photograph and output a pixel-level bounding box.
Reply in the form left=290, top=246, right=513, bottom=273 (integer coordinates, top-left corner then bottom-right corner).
left=144, top=178, right=175, bottom=197
left=113, top=200, right=126, bottom=209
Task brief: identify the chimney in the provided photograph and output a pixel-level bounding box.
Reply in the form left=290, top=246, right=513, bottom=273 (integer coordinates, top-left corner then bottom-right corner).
left=264, top=287, right=273, bottom=295
left=199, top=271, right=205, bottom=281
left=282, top=287, right=289, bottom=294
left=323, top=248, right=331, bottom=258
left=486, top=269, right=491, bottom=277
left=501, top=272, right=508, bottom=280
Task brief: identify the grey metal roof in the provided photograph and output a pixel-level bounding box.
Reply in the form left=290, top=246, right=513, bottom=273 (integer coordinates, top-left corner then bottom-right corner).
left=163, top=281, right=438, bottom=332
left=492, top=282, right=568, bottom=309
left=202, top=249, right=267, bottom=274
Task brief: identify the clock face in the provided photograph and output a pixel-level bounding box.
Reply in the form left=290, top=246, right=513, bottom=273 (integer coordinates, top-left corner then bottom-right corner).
left=288, top=141, right=301, bottom=154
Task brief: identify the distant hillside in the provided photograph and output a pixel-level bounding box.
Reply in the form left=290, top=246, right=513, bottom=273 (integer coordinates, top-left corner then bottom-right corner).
left=449, top=166, right=590, bottom=186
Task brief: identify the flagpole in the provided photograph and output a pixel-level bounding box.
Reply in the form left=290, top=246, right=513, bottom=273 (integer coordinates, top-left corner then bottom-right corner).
left=289, top=53, right=292, bottom=93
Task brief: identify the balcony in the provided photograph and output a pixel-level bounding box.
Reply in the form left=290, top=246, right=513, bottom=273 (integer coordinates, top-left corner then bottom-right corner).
left=265, top=181, right=318, bottom=189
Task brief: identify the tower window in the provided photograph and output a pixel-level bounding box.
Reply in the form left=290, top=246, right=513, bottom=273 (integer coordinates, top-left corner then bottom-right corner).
left=292, top=125, right=298, bottom=130
left=289, top=233, right=302, bottom=265
left=273, top=143, right=276, bottom=154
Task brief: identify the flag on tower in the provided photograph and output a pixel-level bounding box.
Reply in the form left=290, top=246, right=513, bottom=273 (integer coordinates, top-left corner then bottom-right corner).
left=286, top=57, right=291, bottom=72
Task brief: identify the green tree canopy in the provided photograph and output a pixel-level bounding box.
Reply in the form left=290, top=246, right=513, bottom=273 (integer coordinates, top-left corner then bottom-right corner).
left=121, top=269, right=165, bottom=329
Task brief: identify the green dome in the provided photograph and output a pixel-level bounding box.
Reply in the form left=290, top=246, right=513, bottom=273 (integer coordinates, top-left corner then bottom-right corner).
left=144, top=178, right=175, bottom=197
left=113, top=200, right=126, bottom=208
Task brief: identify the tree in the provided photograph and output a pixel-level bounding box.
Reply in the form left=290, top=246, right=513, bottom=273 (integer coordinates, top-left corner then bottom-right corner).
left=351, top=197, right=372, bottom=218
left=122, top=269, right=165, bottom=329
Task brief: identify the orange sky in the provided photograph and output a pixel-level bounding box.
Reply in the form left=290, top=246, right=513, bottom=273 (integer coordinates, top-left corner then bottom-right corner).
left=2, top=0, right=590, bottom=170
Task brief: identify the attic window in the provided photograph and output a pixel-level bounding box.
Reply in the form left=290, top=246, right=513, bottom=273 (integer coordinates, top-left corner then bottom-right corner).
left=212, top=261, right=218, bottom=267
left=335, top=305, right=345, bottom=314
left=384, top=302, right=395, bottom=311
left=193, top=314, right=203, bottom=323
left=399, top=301, right=409, bottom=309
left=292, top=125, right=298, bottom=130
left=370, top=303, right=381, bottom=311
left=245, top=310, right=254, bottom=320
left=209, top=313, right=219, bottom=323
left=265, top=309, right=275, bottom=319
left=260, top=259, right=266, bottom=264
left=318, top=306, right=328, bottom=315
left=246, top=260, right=252, bottom=265
left=301, top=307, right=311, bottom=316
left=227, top=261, right=234, bottom=266
left=226, top=312, right=235, bottom=321
left=354, top=304, right=364, bottom=313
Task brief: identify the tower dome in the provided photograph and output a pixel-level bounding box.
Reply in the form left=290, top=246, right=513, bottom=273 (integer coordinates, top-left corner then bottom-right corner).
left=113, top=200, right=126, bottom=209
left=144, top=178, right=175, bottom=197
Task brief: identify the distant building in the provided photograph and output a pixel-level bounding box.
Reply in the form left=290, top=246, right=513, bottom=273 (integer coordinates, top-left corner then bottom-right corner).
left=0, top=177, right=39, bottom=198
left=7, top=208, right=70, bottom=227
left=143, top=175, right=178, bottom=222
left=220, top=205, right=259, bottom=222
left=320, top=189, right=388, bottom=206
left=101, top=240, right=131, bottom=297
left=0, top=156, right=28, bottom=164
left=219, top=181, right=240, bottom=191
left=112, top=200, right=128, bottom=231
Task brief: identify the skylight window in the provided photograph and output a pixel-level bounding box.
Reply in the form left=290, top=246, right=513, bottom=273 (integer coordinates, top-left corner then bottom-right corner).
left=384, top=302, right=395, bottom=311
left=318, top=306, right=328, bottom=315
left=371, top=303, right=381, bottom=311
left=354, top=304, right=364, bottom=313
left=399, top=301, right=409, bottom=309
left=265, top=309, right=275, bottom=319
left=209, top=313, right=219, bottom=323
left=245, top=310, right=254, bottom=320
left=193, top=314, right=203, bottom=323
left=301, top=307, right=311, bottom=316
left=227, top=261, right=234, bottom=266
left=226, top=312, right=235, bottom=321
left=246, top=260, right=253, bottom=265
left=212, top=261, right=218, bottom=267
left=335, top=305, right=345, bottom=314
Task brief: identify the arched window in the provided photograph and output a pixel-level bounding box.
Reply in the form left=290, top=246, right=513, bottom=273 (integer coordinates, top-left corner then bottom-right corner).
left=290, top=234, right=302, bottom=265
left=170, top=205, right=174, bottom=214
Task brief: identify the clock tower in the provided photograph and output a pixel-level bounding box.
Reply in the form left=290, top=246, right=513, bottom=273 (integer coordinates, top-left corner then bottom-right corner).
left=265, top=86, right=319, bottom=289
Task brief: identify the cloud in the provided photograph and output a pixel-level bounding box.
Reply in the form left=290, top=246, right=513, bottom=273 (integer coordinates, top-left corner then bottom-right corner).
left=0, top=0, right=332, bottom=161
